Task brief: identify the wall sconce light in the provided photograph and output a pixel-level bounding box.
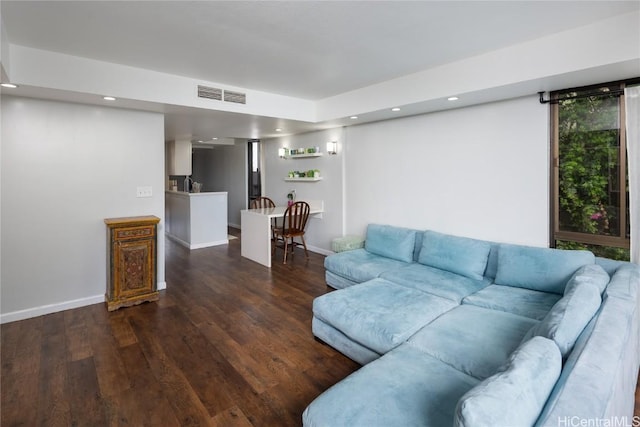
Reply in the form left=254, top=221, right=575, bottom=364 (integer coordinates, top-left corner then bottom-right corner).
left=278, top=147, right=287, bottom=158
left=326, top=141, right=338, bottom=155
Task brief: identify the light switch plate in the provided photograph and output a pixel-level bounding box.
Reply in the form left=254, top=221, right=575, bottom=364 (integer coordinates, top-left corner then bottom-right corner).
left=136, top=186, right=153, bottom=198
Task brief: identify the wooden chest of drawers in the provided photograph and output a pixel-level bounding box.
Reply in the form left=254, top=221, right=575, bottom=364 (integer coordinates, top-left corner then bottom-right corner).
left=105, top=215, right=160, bottom=311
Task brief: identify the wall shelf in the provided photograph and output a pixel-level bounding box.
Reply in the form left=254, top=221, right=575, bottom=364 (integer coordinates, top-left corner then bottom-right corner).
left=285, top=153, right=323, bottom=159
left=284, top=177, right=323, bottom=182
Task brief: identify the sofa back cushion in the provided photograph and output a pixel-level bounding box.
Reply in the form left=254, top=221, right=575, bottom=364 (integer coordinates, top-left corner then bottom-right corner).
left=604, top=263, right=640, bottom=301
left=418, top=231, right=491, bottom=281
left=563, top=264, right=610, bottom=296
left=522, top=283, right=601, bottom=357
left=494, top=244, right=595, bottom=294
left=454, top=336, right=561, bottom=427
left=364, top=224, right=417, bottom=263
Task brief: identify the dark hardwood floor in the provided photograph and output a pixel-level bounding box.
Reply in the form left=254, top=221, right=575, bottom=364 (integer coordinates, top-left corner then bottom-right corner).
left=637, top=383, right=640, bottom=420
left=1, top=229, right=358, bottom=426
left=2, top=228, right=640, bottom=426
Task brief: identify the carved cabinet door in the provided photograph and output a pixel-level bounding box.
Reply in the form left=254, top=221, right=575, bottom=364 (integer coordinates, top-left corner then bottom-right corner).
left=115, top=237, right=155, bottom=299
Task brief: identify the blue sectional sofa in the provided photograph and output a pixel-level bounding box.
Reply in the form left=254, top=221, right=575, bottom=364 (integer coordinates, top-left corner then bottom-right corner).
left=304, top=224, right=640, bottom=426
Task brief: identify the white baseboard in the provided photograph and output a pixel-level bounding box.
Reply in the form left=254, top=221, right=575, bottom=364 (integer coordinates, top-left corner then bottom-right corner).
left=190, top=239, right=228, bottom=249
left=1, top=281, right=168, bottom=324
left=307, top=245, right=333, bottom=256
left=166, top=233, right=191, bottom=248
left=166, top=233, right=228, bottom=250
left=229, top=223, right=241, bottom=229
left=0, top=294, right=105, bottom=324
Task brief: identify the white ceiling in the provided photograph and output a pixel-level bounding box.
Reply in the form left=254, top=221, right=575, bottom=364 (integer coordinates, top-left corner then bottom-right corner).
left=2, top=1, right=639, bottom=140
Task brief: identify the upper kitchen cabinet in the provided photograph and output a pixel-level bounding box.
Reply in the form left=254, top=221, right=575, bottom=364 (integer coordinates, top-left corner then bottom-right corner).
left=168, top=140, right=192, bottom=176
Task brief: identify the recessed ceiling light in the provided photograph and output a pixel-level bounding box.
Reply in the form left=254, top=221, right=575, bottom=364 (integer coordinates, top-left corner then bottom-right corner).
left=391, top=107, right=401, bottom=112
left=350, top=116, right=358, bottom=119
left=448, top=96, right=459, bottom=101
left=103, top=96, right=116, bottom=101
left=198, top=140, right=204, bottom=143
left=1, top=83, right=18, bottom=88
left=275, top=128, right=282, bottom=132
left=211, top=137, right=218, bottom=140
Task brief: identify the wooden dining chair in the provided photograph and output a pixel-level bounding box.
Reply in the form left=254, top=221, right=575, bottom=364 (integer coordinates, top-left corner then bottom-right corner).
left=251, top=196, right=278, bottom=240
left=272, top=201, right=310, bottom=264
left=250, top=196, right=275, bottom=210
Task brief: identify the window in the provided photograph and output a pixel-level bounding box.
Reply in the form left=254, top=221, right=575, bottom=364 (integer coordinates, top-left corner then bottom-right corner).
left=551, top=80, right=638, bottom=261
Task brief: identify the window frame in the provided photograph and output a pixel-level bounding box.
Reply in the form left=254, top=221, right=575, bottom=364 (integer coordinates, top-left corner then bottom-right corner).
left=550, top=79, right=634, bottom=251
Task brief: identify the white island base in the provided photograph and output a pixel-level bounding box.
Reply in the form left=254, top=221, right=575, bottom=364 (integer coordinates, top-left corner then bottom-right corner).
left=165, top=190, right=228, bottom=249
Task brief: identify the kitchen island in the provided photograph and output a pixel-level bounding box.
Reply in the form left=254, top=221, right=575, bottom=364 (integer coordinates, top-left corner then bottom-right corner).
left=165, top=190, right=228, bottom=249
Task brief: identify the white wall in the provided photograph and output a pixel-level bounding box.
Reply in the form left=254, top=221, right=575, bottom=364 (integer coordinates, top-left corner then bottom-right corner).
left=192, top=140, right=247, bottom=228
left=263, top=96, right=550, bottom=251
left=0, top=8, right=11, bottom=82
left=263, top=128, right=345, bottom=253
left=343, top=96, right=550, bottom=246
left=1, top=96, right=166, bottom=322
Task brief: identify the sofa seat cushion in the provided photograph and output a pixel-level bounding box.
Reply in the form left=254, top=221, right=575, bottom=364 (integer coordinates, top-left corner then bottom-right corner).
left=324, top=248, right=411, bottom=284
left=364, top=224, right=418, bottom=263
left=454, top=336, right=562, bottom=427
left=303, top=345, right=479, bottom=427
left=495, top=244, right=595, bottom=294
left=380, top=263, right=490, bottom=303
left=313, top=278, right=458, bottom=354
left=523, top=282, right=601, bottom=357
left=407, top=305, right=538, bottom=380
left=462, top=285, right=561, bottom=320
left=418, top=230, right=491, bottom=280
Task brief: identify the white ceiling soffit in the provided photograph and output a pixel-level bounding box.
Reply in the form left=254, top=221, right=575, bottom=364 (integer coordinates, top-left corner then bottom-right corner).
left=1, top=1, right=639, bottom=140
left=3, top=1, right=639, bottom=100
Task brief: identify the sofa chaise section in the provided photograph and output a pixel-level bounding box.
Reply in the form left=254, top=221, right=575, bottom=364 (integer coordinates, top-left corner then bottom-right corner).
left=313, top=278, right=457, bottom=361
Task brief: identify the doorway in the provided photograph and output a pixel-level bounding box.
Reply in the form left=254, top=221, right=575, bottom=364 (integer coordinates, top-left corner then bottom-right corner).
left=248, top=139, right=261, bottom=207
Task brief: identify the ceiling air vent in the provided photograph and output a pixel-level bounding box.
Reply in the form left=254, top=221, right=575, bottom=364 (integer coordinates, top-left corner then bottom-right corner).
left=224, top=90, right=246, bottom=104
left=197, top=85, right=222, bottom=101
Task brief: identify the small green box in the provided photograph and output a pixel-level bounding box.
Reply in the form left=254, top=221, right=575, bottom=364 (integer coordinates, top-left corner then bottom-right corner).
left=331, top=235, right=365, bottom=253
